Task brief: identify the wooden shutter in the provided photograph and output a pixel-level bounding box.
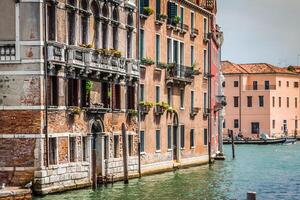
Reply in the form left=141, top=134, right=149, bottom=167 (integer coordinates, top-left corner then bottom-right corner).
left=170, top=2, right=177, bottom=18
left=156, top=0, right=161, bottom=15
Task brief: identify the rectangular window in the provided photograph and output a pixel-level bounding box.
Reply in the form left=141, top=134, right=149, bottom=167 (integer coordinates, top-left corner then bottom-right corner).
left=140, top=84, right=145, bottom=102
left=259, top=96, right=264, bottom=107
left=279, top=81, right=281, bottom=87
left=167, top=125, right=172, bottom=149
left=167, top=38, right=172, bottom=64
left=203, top=129, right=208, bottom=146
left=294, top=82, right=299, bottom=88
left=234, top=119, right=239, bottom=128
left=180, top=6, right=184, bottom=28
left=234, top=81, right=239, bottom=87
left=156, top=86, right=160, bottom=103
left=67, top=11, right=75, bottom=45
left=295, top=120, right=298, bottom=129
left=190, top=91, right=194, bottom=111
left=253, top=81, right=258, bottom=90
left=180, top=89, right=184, bottom=108
left=104, top=136, right=109, bottom=159
left=204, top=92, right=207, bottom=110
left=49, top=137, right=57, bottom=165
left=287, top=81, right=289, bottom=87
left=190, top=46, right=194, bottom=66
left=167, top=87, right=172, bottom=106
left=128, top=135, right=133, bottom=156
left=69, top=137, right=76, bottom=162
left=204, top=49, right=208, bottom=75
left=127, top=85, right=135, bottom=109
left=47, top=5, right=56, bottom=40
left=180, top=125, right=185, bottom=148
left=223, top=120, right=226, bottom=128
left=139, top=29, right=144, bottom=59
left=49, top=76, right=59, bottom=106
left=155, top=0, right=161, bottom=18
left=101, top=82, right=110, bottom=108
left=251, top=122, right=260, bottom=134
left=80, top=80, right=88, bottom=107
left=279, top=97, right=282, bottom=107
left=295, top=98, right=298, bottom=108
left=234, top=96, right=239, bottom=107
left=272, top=120, right=275, bottom=129
left=140, top=131, right=145, bottom=153
left=112, top=84, right=121, bottom=110
left=264, top=80, right=270, bottom=90
left=156, top=130, right=161, bottom=151
left=155, top=34, right=160, bottom=64
left=272, top=96, right=275, bottom=107
left=167, top=1, right=177, bottom=20
left=140, top=0, right=149, bottom=11
left=190, top=12, right=194, bottom=31
left=114, top=135, right=119, bottom=158
left=190, top=129, right=195, bottom=148
left=67, top=79, right=79, bottom=106
left=204, top=17, right=208, bottom=35
left=247, top=96, right=252, bottom=107
left=127, top=31, right=132, bottom=58
left=287, top=97, right=289, bottom=108
left=81, top=17, right=88, bottom=44
left=82, top=136, right=87, bottom=162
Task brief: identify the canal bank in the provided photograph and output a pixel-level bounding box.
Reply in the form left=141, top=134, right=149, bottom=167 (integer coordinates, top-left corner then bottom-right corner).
left=33, top=144, right=300, bottom=200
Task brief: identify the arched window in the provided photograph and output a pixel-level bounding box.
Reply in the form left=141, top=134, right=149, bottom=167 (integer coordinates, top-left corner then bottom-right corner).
left=91, top=1, right=100, bottom=48
left=101, top=3, right=109, bottom=49
left=127, top=12, right=133, bottom=26
left=67, top=0, right=76, bottom=44
left=126, top=13, right=134, bottom=58
left=112, top=7, right=119, bottom=50
left=47, top=3, right=56, bottom=40
left=80, top=0, right=89, bottom=44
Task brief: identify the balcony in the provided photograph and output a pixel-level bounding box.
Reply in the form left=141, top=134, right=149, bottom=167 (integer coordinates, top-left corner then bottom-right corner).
left=190, top=107, right=200, bottom=118
left=166, top=64, right=197, bottom=85
left=0, top=43, right=16, bottom=61
left=85, top=103, right=111, bottom=114
left=245, top=85, right=276, bottom=91
left=203, top=108, right=210, bottom=119
left=47, top=42, right=65, bottom=63
left=125, top=59, right=139, bottom=78
left=190, top=28, right=199, bottom=38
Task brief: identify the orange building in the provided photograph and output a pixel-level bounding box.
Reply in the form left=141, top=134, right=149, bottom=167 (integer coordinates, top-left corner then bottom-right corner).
left=222, top=61, right=300, bottom=139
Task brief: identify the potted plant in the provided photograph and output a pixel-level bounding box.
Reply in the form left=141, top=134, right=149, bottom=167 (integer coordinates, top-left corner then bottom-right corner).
left=158, top=14, right=167, bottom=21
left=143, top=7, right=154, bottom=16
left=127, top=109, right=138, bottom=117
left=80, top=44, right=93, bottom=48
left=155, top=102, right=169, bottom=115
left=172, top=16, right=181, bottom=26
left=139, top=101, right=154, bottom=114
left=141, top=57, right=155, bottom=66
left=97, top=48, right=111, bottom=56
left=157, top=62, right=168, bottom=69
left=109, top=49, right=122, bottom=58
left=67, top=106, right=81, bottom=116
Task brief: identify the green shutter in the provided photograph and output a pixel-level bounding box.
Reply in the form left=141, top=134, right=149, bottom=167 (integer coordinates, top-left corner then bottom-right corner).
left=170, top=3, right=177, bottom=18
left=156, top=0, right=161, bottom=15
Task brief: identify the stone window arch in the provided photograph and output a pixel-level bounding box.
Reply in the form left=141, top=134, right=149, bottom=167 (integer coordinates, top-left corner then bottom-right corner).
left=127, top=12, right=134, bottom=27
left=67, top=0, right=77, bottom=44
left=80, top=0, right=89, bottom=44
left=101, top=3, right=109, bottom=49
left=112, top=7, right=119, bottom=50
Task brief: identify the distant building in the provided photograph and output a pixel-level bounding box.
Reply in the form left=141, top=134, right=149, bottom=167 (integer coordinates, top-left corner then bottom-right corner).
left=222, top=61, right=300, bottom=139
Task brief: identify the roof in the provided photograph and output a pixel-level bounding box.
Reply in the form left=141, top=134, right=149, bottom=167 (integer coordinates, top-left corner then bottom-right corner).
left=221, top=61, right=298, bottom=75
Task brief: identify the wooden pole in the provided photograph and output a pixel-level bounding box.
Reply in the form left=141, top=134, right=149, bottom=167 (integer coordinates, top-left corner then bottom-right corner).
left=231, top=130, right=235, bottom=159
left=92, top=134, right=97, bottom=190
left=122, top=123, right=129, bottom=184
left=247, top=192, right=256, bottom=200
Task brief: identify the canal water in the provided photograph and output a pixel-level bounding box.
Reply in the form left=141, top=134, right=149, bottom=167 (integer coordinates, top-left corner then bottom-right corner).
left=35, top=143, right=300, bottom=200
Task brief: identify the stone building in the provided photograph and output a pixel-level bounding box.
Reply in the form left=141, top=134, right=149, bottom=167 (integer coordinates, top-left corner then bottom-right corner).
left=138, top=0, right=222, bottom=173
left=222, top=61, right=300, bottom=139
left=0, top=0, right=139, bottom=194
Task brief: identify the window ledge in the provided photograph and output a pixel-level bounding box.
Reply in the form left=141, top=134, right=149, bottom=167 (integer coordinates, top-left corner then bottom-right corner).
left=180, top=147, right=185, bottom=150
left=155, top=150, right=161, bottom=153
left=167, top=148, right=173, bottom=152
left=140, top=152, right=146, bottom=155
left=190, top=146, right=195, bottom=149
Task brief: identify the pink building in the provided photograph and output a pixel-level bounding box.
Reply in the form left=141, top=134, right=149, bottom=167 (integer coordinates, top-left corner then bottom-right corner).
left=222, top=61, right=300, bottom=139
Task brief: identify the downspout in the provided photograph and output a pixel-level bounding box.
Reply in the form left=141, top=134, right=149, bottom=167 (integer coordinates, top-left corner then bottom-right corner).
left=136, top=0, right=142, bottom=177
left=239, top=74, right=242, bottom=134
left=43, top=0, right=49, bottom=167
left=207, top=15, right=212, bottom=164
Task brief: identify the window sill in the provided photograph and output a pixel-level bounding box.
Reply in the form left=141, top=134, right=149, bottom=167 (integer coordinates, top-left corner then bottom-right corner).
left=190, top=146, right=195, bottom=149
left=140, top=152, right=146, bottom=155
left=180, top=108, right=184, bottom=110
left=167, top=148, right=173, bottom=152
left=180, top=147, right=185, bottom=150
left=155, top=150, right=161, bottom=153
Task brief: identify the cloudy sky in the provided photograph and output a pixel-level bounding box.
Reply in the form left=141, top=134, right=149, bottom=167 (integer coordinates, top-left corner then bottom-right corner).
left=216, top=0, right=300, bottom=67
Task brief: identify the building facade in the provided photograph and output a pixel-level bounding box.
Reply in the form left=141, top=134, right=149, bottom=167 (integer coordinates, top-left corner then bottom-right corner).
left=0, top=0, right=223, bottom=194
left=222, top=61, right=300, bottom=139
left=138, top=0, right=223, bottom=173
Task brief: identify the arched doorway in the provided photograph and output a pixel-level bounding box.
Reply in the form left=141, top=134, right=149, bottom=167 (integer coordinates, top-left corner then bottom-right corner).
left=172, top=112, right=179, bottom=162
left=90, top=118, right=104, bottom=187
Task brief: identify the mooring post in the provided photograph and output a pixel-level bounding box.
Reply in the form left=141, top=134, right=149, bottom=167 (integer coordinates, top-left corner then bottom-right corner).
left=231, top=130, right=235, bottom=159
left=92, top=134, right=97, bottom=190
left=122, top=123, right=129, bottom=184
left=247, top=192, right=256, bottom=200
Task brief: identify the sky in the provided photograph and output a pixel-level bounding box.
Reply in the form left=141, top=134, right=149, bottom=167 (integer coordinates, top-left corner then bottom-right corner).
left=216, top=0, right=300, bottom=67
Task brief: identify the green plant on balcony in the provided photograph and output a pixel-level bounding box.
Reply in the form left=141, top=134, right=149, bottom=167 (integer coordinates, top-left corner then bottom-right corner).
left=139, top=101, right=154, bottom=107
left=156, top=102, right=170, bottom=110
left=85, top=80, right=93, bottom=93
left=67, top=106, right=81, bottom=115
left=127, top=109, right=138, bottom=116
left=80, top=44, right=93, bottom=48
left=141, top=57, right=155, bottom=66
left=97, top=48, right=112, bottom=56
left=167, top=63, right=176, bottom=69
left=109, top=49, right=122, bottom=58
left=157, top=14, right=167, bottom=21
left=157, top=62, right=168, bottom=69
left=143, top=7, right=154, bottom=16
left=139, top=101, right=154, bottom=114
left=172, top=16, right=181, bottom=25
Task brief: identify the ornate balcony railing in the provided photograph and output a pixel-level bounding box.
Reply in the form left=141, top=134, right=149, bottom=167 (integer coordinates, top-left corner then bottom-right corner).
left=245, top=85, right=276, bottom=91
left=47, top=42, right=65, bottom=63
left=166, top=64, right=199, bottom=85
left=190, top=28, right=199, bottom=38
left=0, top=44, right=16, bottom=61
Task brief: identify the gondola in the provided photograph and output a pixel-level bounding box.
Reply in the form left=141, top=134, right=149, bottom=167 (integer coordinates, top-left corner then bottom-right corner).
left=223, top=138, right=287, bottom=145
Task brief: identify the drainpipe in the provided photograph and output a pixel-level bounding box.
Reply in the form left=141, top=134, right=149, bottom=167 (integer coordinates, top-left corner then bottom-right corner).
left=239, top=74, right=242, bottom=134
left=207, top=15, right=212, bottom=164
left=43, top=0, right=49, bottom=167
left=136, top=0, right=142, bottom=177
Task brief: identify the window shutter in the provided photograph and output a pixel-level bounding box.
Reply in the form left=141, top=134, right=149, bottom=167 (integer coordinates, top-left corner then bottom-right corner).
left=170, top=3, right=177, bottom=18
left=112, top=83, right=116, bottom=109
left=144, top=0, right=149, bottom=7
left=156, top=0, right=161, bottom=15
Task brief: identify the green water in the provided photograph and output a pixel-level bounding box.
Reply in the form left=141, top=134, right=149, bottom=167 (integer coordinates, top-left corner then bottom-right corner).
left=35, top=144, right=300, bottom=200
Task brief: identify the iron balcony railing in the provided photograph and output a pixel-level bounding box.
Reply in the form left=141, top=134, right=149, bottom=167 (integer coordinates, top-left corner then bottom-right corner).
left=166, top=64, right=196, bottom=82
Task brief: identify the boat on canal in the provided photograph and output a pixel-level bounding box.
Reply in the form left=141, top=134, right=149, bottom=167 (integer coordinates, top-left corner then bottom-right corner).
left=223, top=138, right=286, bottom=145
